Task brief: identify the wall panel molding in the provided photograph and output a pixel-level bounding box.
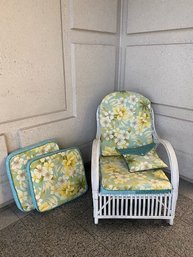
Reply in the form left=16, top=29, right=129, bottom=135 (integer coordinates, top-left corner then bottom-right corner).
left=0, top=135, right=8, bottom=184
left=127, top=0, right=193, bottom=34
left=18, top=43, right=117, bottom=148
left=70, top=0, right=118, bottom=33
left=73, top=43, right=117, bottom=90
left=124, top=44, right=193, bottom=110
left=123, top=29, right=193, bottom=47
left=0, top=0, right=72, bottom=125
left=153, top=103, right=193, bottom=123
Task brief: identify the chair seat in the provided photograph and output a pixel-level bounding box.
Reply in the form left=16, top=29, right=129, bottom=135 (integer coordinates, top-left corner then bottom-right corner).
left=100, top=156, right=172, bottom=194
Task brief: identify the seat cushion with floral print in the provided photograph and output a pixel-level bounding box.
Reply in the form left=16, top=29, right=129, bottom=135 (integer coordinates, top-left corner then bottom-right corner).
left=118, top=149, right=168, bottom=173
left=6, top=140, right=59, bottom=212
left=27, top=148, right=88, bottom=212
left=100, top=156, right=172, bottom=193
left=99, top=91, right=153, bottom=156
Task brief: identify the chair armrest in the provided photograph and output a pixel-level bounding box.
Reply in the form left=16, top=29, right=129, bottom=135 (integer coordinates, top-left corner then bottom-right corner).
left=158, top=139, right=179, bottom=195
left=91, top=138, right=100, bottom=194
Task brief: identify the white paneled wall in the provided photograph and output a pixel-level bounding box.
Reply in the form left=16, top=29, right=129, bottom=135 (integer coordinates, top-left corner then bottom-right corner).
left=70, top=0, right=118, bottom=33
left=121, top=0, right=193, bottom=181
left=0, top=0, right=120, bottom=205
left=0, top=0, right=192, bottom=205
left=127, top=0, right=193, bottom=33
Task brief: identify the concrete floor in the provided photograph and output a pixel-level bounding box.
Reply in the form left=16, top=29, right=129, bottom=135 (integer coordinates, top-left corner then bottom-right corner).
left=0, top=178, right=192, bottom=257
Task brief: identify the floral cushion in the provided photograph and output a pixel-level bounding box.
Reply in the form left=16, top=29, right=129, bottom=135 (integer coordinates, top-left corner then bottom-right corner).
left=121, top=149, right=168, bottom=173
left=100, top=156, right=172, bottom=192
left=6, top=140, right=59, bottom=212
left=99, top=91, right=153, bottom=156
left=27, top=148, right=88, bottom=212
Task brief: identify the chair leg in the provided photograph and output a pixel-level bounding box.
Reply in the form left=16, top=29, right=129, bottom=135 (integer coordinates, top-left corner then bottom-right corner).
left=93, top=195, right=99, bottom=225
left=94, top=218, right=99, bottom=224
left=167, top=218, right=174, bottom=225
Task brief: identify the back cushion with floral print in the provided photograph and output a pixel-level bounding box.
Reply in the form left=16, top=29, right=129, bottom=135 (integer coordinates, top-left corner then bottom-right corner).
left=99, top=91, right=153, bottom=156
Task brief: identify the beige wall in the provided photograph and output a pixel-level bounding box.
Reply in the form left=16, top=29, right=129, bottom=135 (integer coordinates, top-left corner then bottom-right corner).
left=0, top=0, right=120, bottom=205
left=121, top=0, right=193, bottom=182
left=0, top=0, right=192, bottom=205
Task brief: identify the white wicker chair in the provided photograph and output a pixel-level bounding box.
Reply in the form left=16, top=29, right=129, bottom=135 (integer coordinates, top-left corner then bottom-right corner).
left=91, top=91, right=179, bottom=225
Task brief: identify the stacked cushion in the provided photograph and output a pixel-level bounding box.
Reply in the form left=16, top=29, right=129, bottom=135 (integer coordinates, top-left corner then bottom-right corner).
left=27, top=148, right=87, bottom=212
left=6, top=140, right=59, bottom=211
left=6, top=141, right=87, bottom=212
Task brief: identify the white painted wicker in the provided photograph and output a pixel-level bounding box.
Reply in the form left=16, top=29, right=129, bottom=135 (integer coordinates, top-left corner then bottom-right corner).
left=91, top=108, right=179, bottom=225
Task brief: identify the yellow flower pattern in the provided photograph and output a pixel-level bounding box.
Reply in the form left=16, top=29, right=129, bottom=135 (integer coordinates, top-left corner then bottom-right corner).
left=113, top=106, right=130, bottom=120
left=7, top=141, right=59, bottom=211
left=99, top=91, right=153, bottom=156
left=123, top=149, right=168, bottom=172
left=100, top=156, right=172, bottom=192
left=63, top=152, right=76, bottom=170
left=28, top=148, right=87, bottom=212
